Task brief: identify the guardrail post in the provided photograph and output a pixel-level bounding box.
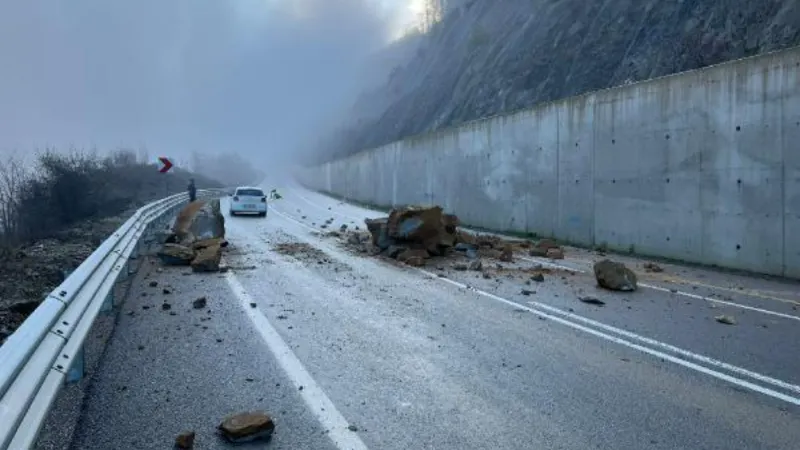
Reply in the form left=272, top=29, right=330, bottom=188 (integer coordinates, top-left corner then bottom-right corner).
left=66, top=345, right=85, bottom=383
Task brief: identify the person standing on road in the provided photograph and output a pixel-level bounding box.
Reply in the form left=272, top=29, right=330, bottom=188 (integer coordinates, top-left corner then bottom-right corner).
left=188, top=178, right=197, bottom=202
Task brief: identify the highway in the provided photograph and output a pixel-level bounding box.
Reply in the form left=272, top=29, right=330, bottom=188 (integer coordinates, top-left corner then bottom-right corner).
left=41, top=184, right=800, bottom=450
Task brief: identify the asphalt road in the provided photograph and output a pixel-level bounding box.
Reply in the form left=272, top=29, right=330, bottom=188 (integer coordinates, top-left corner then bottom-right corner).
left=61, top=184, right=800, bottom=450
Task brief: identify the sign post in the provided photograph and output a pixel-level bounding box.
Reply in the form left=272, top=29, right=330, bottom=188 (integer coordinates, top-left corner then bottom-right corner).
left=158, top=156, right=173, bottom=196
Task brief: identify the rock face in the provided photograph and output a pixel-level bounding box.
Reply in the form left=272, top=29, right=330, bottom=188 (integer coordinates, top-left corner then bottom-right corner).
left=594, top=259, right=638, bottom=291
left=325, top=0, right=800, bottom=159
left=218, top=411, right=275, bottom=443
left=157, top=244, right=196, bottom=265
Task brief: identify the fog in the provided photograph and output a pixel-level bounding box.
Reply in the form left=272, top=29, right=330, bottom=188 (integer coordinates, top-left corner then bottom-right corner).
left=0, top=0, right=418, bottom=169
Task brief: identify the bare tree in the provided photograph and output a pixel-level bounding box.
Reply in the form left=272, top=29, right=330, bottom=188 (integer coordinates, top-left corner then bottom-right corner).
left=0, top=155, right=31, bottom=247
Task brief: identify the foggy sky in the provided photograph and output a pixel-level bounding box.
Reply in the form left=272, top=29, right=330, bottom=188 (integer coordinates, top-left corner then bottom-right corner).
left=0, top=0, right=415, bottom=166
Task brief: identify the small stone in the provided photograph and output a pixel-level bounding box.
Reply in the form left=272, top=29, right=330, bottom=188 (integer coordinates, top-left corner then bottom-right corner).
left=546, top=248, right=564, bottom=259
left=499, top=245, right=513, bottom=262
left=643, top=262, right=664, bottom=273
left=531, top=273, right=545, bottom=282
left=137, top=345, right=145, bottom=350
left=169, top=311, right=177, bottom=316
left=520, top=289, right=534, bottom=296
left=579, top=296, right=606, bottom=306
left=348, top=425, right=359, bottom=432
left=715, top=315, right=736, bottom=325
left=163, top=288, right=172, bottom=295
left=193, top=297, right=207, bottom=309
left=175, top=431, right=195, bottom=449
left=528, top=247, right=548, bottom=257
left=468, top=260, right=483, bottom=271
left=404, top=256, right=426, bottom=267
left=218, top=411, right=275, bottom=443
left=162, top=303, right=172, bottom=310
left=453, top=263, right=468, bottom=271
left=149, top=281, right=158, bottom=287
left=482, top=272, right=492, bottom=279
left=250, top=302, right=257, bottom=308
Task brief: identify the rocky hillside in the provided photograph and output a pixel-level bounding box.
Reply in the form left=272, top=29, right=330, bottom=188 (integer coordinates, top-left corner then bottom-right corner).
left=323, top=0, right=800, bottom=160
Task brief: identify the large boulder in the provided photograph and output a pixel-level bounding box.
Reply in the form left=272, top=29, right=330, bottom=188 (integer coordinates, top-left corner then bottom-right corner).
left=593, top=259, right=638, bottom=291
left=191, top=244, right=222, bottom=272
left=387, top=206, right=443, bottom=242
left=364, top=217, right=395, bottom=250
left=157, top=244, right=196, bottom=265
left=172, top=199, right=225, bottom=246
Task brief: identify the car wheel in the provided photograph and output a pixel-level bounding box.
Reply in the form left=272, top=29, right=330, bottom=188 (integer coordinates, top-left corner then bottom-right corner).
left=229, top=210, right=236, bottom=216
left=259, top=211, right=267, bottom=217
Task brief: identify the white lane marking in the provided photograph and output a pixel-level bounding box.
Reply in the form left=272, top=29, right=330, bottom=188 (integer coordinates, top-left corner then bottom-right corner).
left=289, top=188, right=800, bottom=322
left=422, top=271, right=800, bottom=406
left=519, top=256, right=800, bottom=322
left=224, top=272, right=370, bottom=450
left=272, top=206, right=800, bottom=406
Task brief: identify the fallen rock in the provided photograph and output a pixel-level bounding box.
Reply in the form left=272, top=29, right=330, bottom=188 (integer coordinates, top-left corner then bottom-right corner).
left=715, top=315, right=736, bottom=325
left=579, top=296, right=606, bottom=306
left=397, top=249, right=429, bottom=263
left=546, top=248, right=565, bottom=259
left=468, top=259, right=483, bottom=271
left=218, top=411, right=275, bottom=443
left=643, top=262, right=664, bottom=273
left=454, top=243, right=478, bottom=259
left=387, top=205, right=443, bottom=241
left=593, top=259, right=638, bottom=291
left=157, top=244, right=196, bottom=266
left=499, top=245, right=514, bottom=262
left=453, top=263, right=468, bottom=271
left=191, top=244, right=222, bottom=272
left=175, top=431, right=195, bottom=449
left=404, top=256, right=426, bottom=267
left=364, top=218, right=394, bottom=250
left=191, top=237, right=227, bottom=250
left=531, top=273, right=545, bottom=282
left=193, top=297, right=207, bottom=309
left=385, top=245, right=408, bottom=259
left=172, top=199, right=226, bottom=246
left=528, top=247, right=547, bottom=258
left=537, top=239, right=559, bottom=250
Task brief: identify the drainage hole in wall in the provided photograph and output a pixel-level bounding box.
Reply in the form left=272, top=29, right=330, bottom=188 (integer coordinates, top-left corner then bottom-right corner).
left=736, top=244, right=741, bottom=250
left=612, top=179, right=616, bottom=184
left=666, top=178, right=670, bottom=183
left=666, top=237, right=670, bottom=241
left=665, top=134, right=670, bottom=140
left=612, top=139, right=616, bottom=144
left=575, top=142, right=579, bottom=147
left=736, top=125, right=741, bottom=131
left=737, top=179, right=742, bottom=184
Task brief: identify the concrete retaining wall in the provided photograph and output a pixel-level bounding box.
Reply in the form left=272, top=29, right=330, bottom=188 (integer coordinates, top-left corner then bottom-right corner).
left=298, top=46, right=800, bottom=278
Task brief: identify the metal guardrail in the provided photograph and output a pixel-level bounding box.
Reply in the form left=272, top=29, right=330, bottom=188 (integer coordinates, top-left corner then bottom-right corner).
left=0, top=190, right=216, bottom=449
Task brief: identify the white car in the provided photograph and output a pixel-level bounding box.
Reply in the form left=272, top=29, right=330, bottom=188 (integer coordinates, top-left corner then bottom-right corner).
left=229, top=186, right=268, bottom=217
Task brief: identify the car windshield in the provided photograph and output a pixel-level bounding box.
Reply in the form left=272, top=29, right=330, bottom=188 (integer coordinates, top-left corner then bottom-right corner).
left=236, top=189, right=264, bottom=197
